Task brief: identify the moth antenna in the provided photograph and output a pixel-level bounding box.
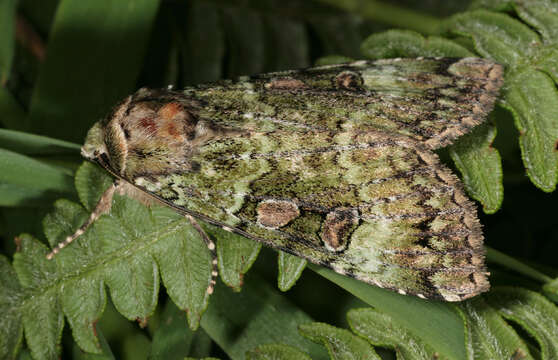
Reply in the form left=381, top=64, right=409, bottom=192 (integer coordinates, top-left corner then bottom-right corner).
left=185, top=214, right=218, bottom=295
left=46, top=181, right=118, bottom=260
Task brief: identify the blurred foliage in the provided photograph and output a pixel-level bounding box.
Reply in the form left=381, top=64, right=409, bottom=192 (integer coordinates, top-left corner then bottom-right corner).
left=1, top=0, right=558, bottom=359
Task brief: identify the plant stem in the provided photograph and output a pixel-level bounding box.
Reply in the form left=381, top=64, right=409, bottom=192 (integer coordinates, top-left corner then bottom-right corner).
left=486, top=246, right=553, bottom=283
left=314, top=0, right=442, bottom=35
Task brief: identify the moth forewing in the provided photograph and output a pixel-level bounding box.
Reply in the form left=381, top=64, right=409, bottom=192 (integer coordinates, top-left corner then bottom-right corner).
left=49, top=57, right=503, bottom=302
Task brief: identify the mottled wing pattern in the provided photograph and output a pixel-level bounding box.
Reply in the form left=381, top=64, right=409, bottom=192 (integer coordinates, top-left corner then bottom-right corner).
left=134, top=127, right=487, bottom=301
left=87, top=58, right=503, bottom=301
left=188, top=57, right=503, bottom=149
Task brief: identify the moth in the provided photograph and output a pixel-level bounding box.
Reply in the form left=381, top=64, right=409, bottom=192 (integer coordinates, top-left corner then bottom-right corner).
left=48, top=57, right=503, bottom=301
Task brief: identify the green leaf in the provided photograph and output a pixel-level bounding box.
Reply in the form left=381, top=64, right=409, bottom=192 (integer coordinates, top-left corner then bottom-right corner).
left=62, top=275, right=106, bottom=354
left=314, top=55, right=354, bottom=66
left=43, top=200, right=88, bottom=249
left=308, top=15, right=362, bottom=60
left=150, top=300, right=210, bottom=360
left=459, top=298, right=533, bottom=360
left=0, top=255, right=24, bottom=360
left=277, top=251, right=306, bottom=292
left=310, top=265, right=466, bottom=360
left=449, top=10, right=539, bottom=65
left=0, top=0, right=16, bottom=84
left=42, top=200, right=106, bottom=354
left=176, top=0, right=310, bottom=85
left=1, top=162, right=217, bottom=357
left=13, top=235, right=65, bottom=360
left=18, top=0, right=59, bottom=36
left=138, top=4, right=178, bottom=88
left=205, top=225, right=261, bottom=292
left=28, top=0, right=160, bottom=142
left=200, top=276, right=328, bottom=360
left=469, top=0, right=514, bottom=12
left=513, top=0, right=558, bottom=42
left=16, top=349, right=34, bottom=360
left=361, top=30, right=474, bottom=59
left=312, top=0, right=442, bottom=35
left=0, top=149, right=75, bottom=207
left=247, top=343, right=312, bottom=360
left=87, top=172, right=209, bottom=330
left=299, top=322, right=381, bottom=360
left=0, top=87, right=26, bottom=130
left=74, top=162, right=114, bottom=211
left=347, top=308, right=437, bottom=359
left=77, top=163, right=210, bottom=330
left=502, top=68, right=558, bottom=192
left=520, top=0, right=558, bottom=83
left=102, top=216, right=160, bottom=321
left=221, top=6, right=265, bottom=77
left=72, top=329, right=115, bottom=360
left=450, top=122, right=503, bottom=214
left=485, top=246, right=552, bottom=284
left=263, top=16, right=309, bottom=70
left=543, top=278, right=558, bottom=302
left=446, top=8, right=558, bottom=192
left=149, top=206, right=211, bottom=330
left=122, top=333, right=151, bottom=360
left=178, top=0, right=225, bottom=85
left=95, top=301, right=138, bottom=351
left=536, top=46, right=558, bottom=85
left=0, top=129, right=81, bottom=156
left=485, top=287, right=558, bottom=360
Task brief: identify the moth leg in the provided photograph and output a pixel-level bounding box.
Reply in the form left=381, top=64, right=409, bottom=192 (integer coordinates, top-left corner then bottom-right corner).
left=46, top=180, right=119, bottom=260
left=185, top=214, right=218, bottom=295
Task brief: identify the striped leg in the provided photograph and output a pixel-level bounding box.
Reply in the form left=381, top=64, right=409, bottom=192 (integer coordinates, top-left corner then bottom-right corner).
left=185, top=214, right=219, bottom=295
left=46, top=181, right=118, bottom=260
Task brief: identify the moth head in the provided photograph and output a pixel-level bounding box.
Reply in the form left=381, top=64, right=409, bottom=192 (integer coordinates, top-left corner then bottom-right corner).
left=82, top=120, right=107, bottom=162
left=81, top=88, right=211, bottom=178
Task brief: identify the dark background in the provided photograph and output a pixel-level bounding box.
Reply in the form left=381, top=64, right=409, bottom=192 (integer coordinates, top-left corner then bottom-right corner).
left=1, top=0, right=557, bottom=358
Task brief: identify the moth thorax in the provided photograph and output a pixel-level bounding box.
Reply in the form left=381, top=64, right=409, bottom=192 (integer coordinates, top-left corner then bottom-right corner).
left=102, top=90, right=201, bottom=176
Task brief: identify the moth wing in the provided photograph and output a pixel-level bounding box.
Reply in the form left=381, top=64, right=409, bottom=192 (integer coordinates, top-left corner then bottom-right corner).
left=191, top=57, right=503, bottom=150
left=133, top=128, right=488, bottom=301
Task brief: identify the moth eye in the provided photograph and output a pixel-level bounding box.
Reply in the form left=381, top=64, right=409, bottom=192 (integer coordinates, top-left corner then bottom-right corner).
left=122, top=126, right=131, bottom=140
left=334, top=71, right=364, bottom=91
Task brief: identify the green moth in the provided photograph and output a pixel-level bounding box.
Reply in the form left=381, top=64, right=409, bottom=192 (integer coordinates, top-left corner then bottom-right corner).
left=48, top=57, right=503, bottom=301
